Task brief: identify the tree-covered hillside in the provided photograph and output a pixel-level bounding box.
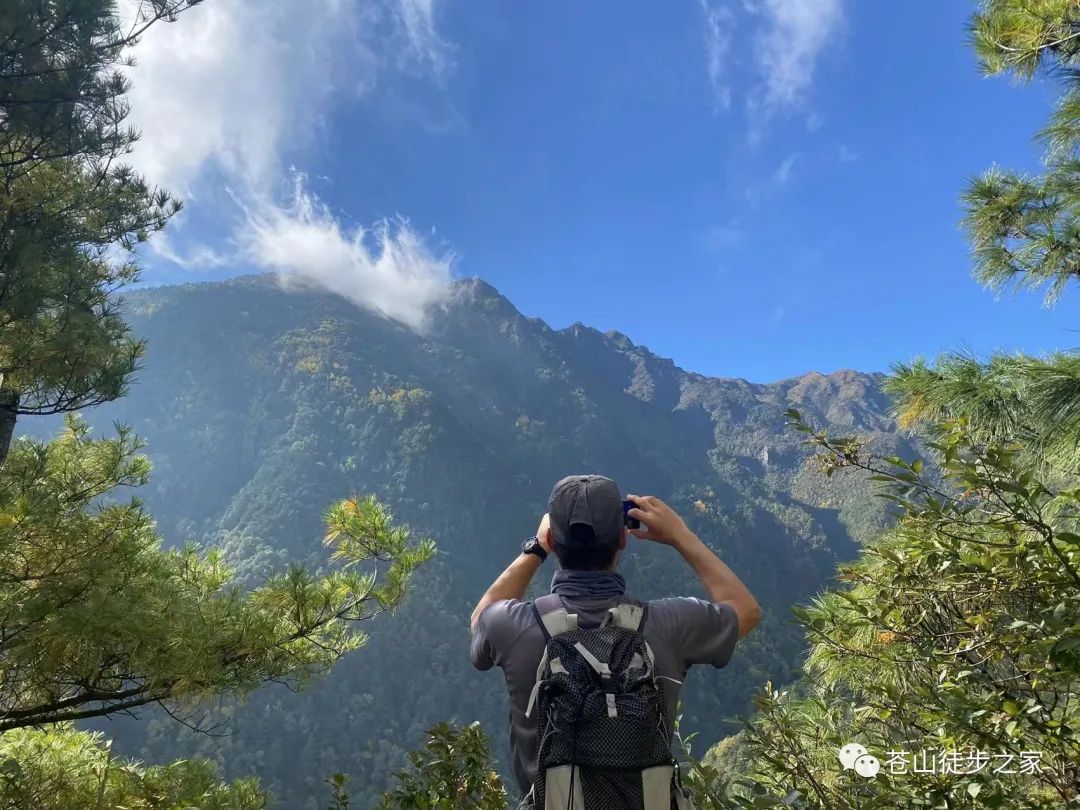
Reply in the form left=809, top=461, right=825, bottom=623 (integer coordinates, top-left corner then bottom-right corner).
left=24, top=274, right=913, bottom=806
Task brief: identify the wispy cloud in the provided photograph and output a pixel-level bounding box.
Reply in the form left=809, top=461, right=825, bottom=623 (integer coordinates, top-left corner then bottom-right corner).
left=751, top=0, right=843, bottom=117
left=117, top=0, right=455, bottom=329
left=746, top=153, right=799, bottom=205
left=244, top=175, right=453, bottom=331
left=837, top=144, right=860, bottom=162
left=151, top=234, right=231, bottom=271
left=703, top=219, right=743, bottom=251
left=699, top=0, right=736, bottom=111
left=395, top=0, right=454, bottom=77
left=696, top=0, right=844, bottom=140
left=774, top=153, right=798, bottom=184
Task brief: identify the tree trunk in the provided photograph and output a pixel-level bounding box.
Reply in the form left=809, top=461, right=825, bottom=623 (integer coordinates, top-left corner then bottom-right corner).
left=0, top=387, right=19, bottom=468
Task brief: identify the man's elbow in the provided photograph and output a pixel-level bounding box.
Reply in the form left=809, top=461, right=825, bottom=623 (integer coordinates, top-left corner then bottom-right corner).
left=470, top=600, right=490, bottom=635
left=738, top=600, right=762, bottom=639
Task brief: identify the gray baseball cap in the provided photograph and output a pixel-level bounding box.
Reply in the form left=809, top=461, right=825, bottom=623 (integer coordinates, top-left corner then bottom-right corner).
left=548, top=474, right=623, bottom=548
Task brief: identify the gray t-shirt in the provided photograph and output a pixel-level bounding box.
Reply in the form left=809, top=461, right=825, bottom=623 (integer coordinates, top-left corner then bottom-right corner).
left=470, top=592, right=739, bottom=793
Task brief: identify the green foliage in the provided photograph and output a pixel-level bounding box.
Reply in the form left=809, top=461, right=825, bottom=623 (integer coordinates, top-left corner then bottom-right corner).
left=888, top=2, right=1080, bottom=472
left=969, top=0, right=1080, bottom=81
left=0, top=0, right=205, bottom=462
left=0, top=416, right=434, bottom=732
left=887, top=352, right=1080, bottom=471
left=367, top=387, right=434, bottom=421
left=377, top=722, right=508, bottom=810
left=0, top=0, right=202, bottom=169
left=0, top=725, right=266, bottom=810
left=719, top=411, right=1080, bottom=808
left=325, top=773, right=351, bottom=810
left=962, top=0, right=1080, bottom=302
left=676, top=717, right=749, bottom=810
left=687, top=732, right=757, bottom=808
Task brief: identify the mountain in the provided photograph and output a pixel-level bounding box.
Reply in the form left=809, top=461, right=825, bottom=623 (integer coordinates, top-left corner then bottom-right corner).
left=28, top=274, right=912, bottom=807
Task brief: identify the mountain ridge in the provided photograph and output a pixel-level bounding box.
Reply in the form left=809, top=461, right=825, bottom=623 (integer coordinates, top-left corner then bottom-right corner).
left=40, top=271, right=912, bottom=806
left=129, top=271, right=883, bottom=391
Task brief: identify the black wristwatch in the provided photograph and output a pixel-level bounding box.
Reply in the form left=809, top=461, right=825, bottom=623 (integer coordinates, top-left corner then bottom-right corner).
left=521, top=536, right=548, bottom=562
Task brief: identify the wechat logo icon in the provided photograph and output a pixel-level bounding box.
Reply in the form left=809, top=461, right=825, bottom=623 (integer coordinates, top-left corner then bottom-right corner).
left=838, top=743, right=880, bottom=778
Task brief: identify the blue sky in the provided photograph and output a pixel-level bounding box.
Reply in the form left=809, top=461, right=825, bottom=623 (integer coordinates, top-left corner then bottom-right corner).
left=124, top=0, right=1078, bottom=383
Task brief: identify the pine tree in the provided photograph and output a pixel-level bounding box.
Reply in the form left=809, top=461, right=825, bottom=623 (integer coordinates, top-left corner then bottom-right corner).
left=889, top=0, right=1080, bottom=469
left=0, top=419, right=435, bottom=806
left=0, top=420, right=434, bottom=732
left=0, top=1, right=201, bottom=464
left=721, top=413, right=1079, bottom=808
left=0, top=725, right=268, bottom=810
left=377, top=722, right=508, bottom=810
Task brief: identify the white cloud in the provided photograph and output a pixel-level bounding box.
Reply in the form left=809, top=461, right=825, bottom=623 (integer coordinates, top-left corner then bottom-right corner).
left=697, top=0, right=844, bottom=139
left=116, top=0, right=454, bottom=329
left=699, top=0, right=736, bottom=110
left=395, top=0, right=454, bottom=77
left=151, top=234, right=232, bottom=270
left=806, top=111, right=825, bottom=131
left=774, top=153, right=798, bottom=183
left=118, top=0, right=365, bottom=194
left=704, top=220, right=743, bottom=251
left=746, top=152, right=799, bottom=205
left=244, top=175, right=453, bottom=332
left=837, top=143, right=860, bottom=162
left=752, top=0, right=843, bottom=115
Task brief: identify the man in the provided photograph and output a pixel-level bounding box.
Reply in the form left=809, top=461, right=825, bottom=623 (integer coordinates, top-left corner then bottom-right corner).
left=470, top=474, right=762, bottom=803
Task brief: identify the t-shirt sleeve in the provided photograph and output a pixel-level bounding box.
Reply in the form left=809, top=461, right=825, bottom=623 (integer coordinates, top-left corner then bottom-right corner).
left=651, top=597, right=739, bottom=670
left=469, top=599, right=529, bottom=671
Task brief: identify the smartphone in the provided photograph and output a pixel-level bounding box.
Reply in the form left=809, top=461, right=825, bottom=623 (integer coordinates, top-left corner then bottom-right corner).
left=622, top=498, right=640, bottom=530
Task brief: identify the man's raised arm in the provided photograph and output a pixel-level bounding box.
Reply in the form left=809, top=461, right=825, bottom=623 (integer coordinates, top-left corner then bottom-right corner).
left=469, top=514, right=552, bottom=634
left=626, top=495, right=762, bottom=639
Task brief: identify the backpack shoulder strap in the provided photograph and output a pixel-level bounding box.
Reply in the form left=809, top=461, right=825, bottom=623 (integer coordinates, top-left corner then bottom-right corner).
left=533, top=594, right=650, bottom=637
left=531, top=593, right=578, bottom=641
left=603, top=597, right=649, bottom=633
left=525, top=594, right=577, bottom=720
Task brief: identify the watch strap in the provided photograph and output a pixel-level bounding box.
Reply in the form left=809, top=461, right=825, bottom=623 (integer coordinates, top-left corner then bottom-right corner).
left=522, top=535, right=547, bottom=561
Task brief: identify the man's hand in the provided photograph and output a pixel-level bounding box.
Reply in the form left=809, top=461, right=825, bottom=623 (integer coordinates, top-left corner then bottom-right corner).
left=626, top=494, right=690, bottom=546
left=537, top=513, right=553, bottom=552
left=627, top=493, right=762, bottom=639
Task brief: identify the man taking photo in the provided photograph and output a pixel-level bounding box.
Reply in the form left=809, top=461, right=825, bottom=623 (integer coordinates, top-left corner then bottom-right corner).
left=470, top=474, right=761, bottom=810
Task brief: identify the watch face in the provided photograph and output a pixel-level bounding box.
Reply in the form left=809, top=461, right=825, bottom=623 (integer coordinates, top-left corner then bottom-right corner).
left=522, top=537, right=545, bottom=558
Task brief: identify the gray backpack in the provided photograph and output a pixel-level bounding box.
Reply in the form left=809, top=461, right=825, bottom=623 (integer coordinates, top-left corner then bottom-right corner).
left=521, top=594, right=695, bottom=810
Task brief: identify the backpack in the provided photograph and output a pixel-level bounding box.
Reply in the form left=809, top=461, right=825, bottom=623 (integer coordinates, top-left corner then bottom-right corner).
left=521, top=593, right=695, bottom=810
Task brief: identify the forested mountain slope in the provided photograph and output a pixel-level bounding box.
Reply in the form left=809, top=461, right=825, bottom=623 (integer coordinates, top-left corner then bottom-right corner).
left=30, top=274, right=912, bottom=807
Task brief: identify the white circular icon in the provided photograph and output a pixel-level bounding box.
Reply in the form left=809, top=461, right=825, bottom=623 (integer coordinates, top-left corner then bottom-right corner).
left=837, top=743, right=867, bottom=770
left=853, top=754, right=881, bottom=778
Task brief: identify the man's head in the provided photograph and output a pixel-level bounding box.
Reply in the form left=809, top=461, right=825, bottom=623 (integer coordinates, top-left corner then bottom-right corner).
left=545, top=474, right=627, bottom=571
